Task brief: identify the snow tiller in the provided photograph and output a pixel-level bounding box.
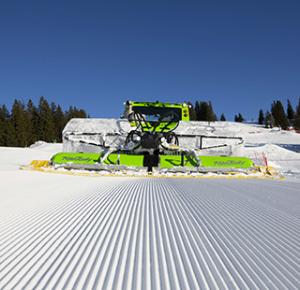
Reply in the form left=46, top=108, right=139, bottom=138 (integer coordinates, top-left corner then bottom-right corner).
left=23, top=100, right=266, bottom=177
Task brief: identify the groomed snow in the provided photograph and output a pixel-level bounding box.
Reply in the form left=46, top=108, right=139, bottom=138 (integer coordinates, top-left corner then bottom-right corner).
left=0, top=140, right=300, bottom=289
left=0, top=121, right=300, bottom=289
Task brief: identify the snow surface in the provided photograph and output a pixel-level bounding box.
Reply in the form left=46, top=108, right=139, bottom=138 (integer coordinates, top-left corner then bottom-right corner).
left=0, top=122, right=300, bottom=289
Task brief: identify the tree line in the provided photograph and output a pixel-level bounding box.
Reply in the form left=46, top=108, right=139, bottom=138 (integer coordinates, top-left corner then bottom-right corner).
left=187, top=100, right=245, bottom=122
left=187, top=100, right=244, bottom=122
left=1, top=97, right=299, bottom=147
left=0, top=96, right=87, bottom=147
left=188, top=98, right=300, bottom=131
left=257, top=98, right=300, bottom=130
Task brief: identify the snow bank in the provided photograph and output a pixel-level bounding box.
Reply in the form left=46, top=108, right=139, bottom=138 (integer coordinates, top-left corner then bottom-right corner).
left=0, top=143, right=62, bottom=171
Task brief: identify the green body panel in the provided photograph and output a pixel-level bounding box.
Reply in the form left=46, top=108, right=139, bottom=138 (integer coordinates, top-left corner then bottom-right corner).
left=51, top=152, right=100, bottom=165
left=126, top=101, right=190, bottom=121
left=52, top=152, right=253, bottom=169
left=104, top=153, right=144, bottom=167
left=125, top=101, right=190, bottom=131
left=159, top=155, right=198, bottom=168
left=159, top=155, right=253, bottom=169
left=199, top=156, right=253, bottom=169
left=51, top=152, right=144, bottom=167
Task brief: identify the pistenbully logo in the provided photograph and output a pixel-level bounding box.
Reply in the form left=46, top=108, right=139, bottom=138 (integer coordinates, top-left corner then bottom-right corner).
left=213, top=160, right=245, bottom=166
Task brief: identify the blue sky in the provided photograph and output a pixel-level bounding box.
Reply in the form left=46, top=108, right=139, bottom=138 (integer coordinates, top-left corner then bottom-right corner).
left=0, top=0, right=299, bottom=120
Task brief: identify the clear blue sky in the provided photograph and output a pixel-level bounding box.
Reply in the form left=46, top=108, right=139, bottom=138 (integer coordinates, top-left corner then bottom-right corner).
left=0, top=0, right=299, bottom=120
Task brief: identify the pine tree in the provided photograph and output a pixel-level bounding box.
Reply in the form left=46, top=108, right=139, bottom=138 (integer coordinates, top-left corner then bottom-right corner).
left=294, top=98, right=300, bottom=130
left=77, top=108, right=87, bottom=118
left=27, top=99, right=39, bottom=144
left=195, top=101, right=200, bottom=121
left=66, top=106, right=87, bottom=120
left=52, top=105, right=66, bottom=142
left=239, top=113, right=244, bottom=122
left=258, top=109, right=265, bottom=125
left=220, top=113, right=226, bottom=121
left=38, top=96, right=56, bottom=142
left=199, top=102, right=209, bottom=121
left=0, top=105, right=17, bottom=146
left=265, top=110, right=274, bottom=128
left=194, top=101, right=216, bottom=121
left=11, top=99, right=31, bottom=147
left=187, top=102, right=196, bottom=120
left=207, top=101, right=217, bottom=122
left=286, top=99, right=295, bottom=121
left=0, top=105, right=6, bottom=145
left=271, top=100, right=289, bottom=130
left=234, top=113, right=244, bottom=122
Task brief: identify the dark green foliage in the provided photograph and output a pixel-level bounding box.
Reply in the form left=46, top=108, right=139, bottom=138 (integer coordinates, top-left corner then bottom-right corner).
left=195, top=101, right=200, bottom=120
left=234, top=113, right=244, bottom=122
left=27, top=99, right=39, bottom=144
left=294, top=98, right=300, bottom=130
left=271, top=100, right=289, bottom=130
left=11, top=99, right=32, bottom=147
left=52, top=105, right=66, bottom=142
left=258, top=109, right=264, bottom=125
left=187, top=102, right=196, bottom=121
left=38, top=97, right=56, bottom=142
left=0, top=97, right=88, bottom=147
left=67, top=106, right=87, bottom=119
left=0, top=106, right=5, bottom=145
left=200, top=102, right=210, bottom=121
left=0, top=105, right=17, bottom=146
left=286, top=99, right=295, bottom=121
left=194, top=101, right=217, bottom=122
left=265, top=111, right=274, bottom=128
left=220, top=113, right=226, bottom=121
left=208, top=101, right=217, bottom=121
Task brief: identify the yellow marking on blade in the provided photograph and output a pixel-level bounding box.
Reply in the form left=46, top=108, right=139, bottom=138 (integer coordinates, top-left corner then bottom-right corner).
left=30, top=160, right=50, bottom=168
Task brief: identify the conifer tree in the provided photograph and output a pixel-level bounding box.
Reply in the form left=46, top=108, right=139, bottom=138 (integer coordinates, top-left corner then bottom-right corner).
left=258, top=109, right=265, bottom=125
left=27, top=99, right=39, bottom=144
left=0, top=106, right=6, bottom=145
left=198, top=102, right=209, bottom=121
left=52, top=105, right=66, bottom=142
left=294, top=98, right=300, bottom=130
left=234, top=113, right=244, bottom=122
left=220, top=113, right=226, bottom=121
left=195, top=101, right=200, bottom=121
left=0, top=105, right=17, bottom=146
left=194, top=101, right=217, bottom=121
left=286, top=99, right=295, bottom=121
left=271, top=100, right=289, bottom=130
left=38, top=96, right=56, bottom=142
left=66, top=106, right=87, bottom=120
left=208, top=101, right=217, bottom=121
left=187, top=102, right=196, bottom=120
left=10, top=100, right=31, bottom=147
left=265, top=111, right=274, bottom=128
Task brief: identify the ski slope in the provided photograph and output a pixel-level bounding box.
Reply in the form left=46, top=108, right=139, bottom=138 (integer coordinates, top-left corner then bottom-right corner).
left=0, top=141, right=300, bottom=289
left=0, top=176, right=300, bottom=289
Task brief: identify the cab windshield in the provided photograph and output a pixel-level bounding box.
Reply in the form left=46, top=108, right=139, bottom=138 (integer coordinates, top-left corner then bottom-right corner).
left=131, top=106, right=182, bottom=122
